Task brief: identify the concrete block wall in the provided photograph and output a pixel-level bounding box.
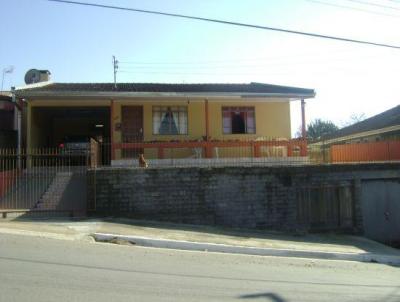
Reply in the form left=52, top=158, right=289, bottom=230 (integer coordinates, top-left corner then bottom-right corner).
left=87, top=164, right=400, bottom=234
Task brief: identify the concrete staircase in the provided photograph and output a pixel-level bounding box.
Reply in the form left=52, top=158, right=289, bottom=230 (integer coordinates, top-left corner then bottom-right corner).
left=35, top=172, right=73, bottom=210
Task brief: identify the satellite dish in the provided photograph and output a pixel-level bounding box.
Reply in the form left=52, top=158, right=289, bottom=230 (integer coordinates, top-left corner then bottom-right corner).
left=24, top=69, right=41, bottom=84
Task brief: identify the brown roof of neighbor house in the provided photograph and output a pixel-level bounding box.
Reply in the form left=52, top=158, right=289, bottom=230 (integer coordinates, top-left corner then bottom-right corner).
left=323, top=105, right=400, bottom=140
left=16, top=82, right=315, bottom=98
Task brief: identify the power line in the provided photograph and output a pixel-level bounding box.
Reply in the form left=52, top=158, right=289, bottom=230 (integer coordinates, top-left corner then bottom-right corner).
left=118, top=53, right=343, bottom=65
left=117, top=59, right=400, bottom=73
left=117, top=65, right=400, bottom=76
left=117, top=45, right=400, bottom=68
left=117, top=53, right=400, bottom=74
left=306, top=0, right=400, bottom=18
left=48, top=0, right=400, bottom=50
left=118, top=55, right=400, bottom=72
left=118, top=48, right=355, bottom=65
left=118, top=51, right=398, bottom=68
left=345, top=0, right=400, bottom=11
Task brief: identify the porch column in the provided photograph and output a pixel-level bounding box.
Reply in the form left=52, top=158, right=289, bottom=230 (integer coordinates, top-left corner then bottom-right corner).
left=300, top=99, right=307, bottom=156
left=204, top=99, right=212, bottom=158
left=16, top=98, right=22, bottom=170
left=205, top=99, right=210, bottom=141
left=110, top=99, right=115, bottom=160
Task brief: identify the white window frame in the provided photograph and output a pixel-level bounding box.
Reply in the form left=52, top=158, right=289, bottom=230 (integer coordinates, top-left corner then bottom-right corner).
left=152, top=106, right=188, bottom=135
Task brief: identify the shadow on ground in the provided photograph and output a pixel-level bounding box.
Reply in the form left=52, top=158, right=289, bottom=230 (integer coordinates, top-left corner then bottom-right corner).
left=238, top=292, right=286, bottom=301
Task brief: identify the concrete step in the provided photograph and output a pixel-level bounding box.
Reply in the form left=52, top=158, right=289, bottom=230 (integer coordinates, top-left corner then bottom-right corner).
left=35, top=172, right=73, bottom=210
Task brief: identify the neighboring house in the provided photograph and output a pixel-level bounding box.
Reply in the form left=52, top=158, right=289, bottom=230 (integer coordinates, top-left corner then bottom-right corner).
left=15, top=82, right=315, bottom=161
left=0, top=93, right=17, bottom=148
left=313, top=105, right=400, bottom=163
left=318, top=105, right=400, bottom=145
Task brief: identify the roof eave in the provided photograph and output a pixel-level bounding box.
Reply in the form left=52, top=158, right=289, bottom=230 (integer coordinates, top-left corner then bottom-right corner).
left=312, top=124, right=400, bottom=145
left=16, top=91, right=315, bottom=100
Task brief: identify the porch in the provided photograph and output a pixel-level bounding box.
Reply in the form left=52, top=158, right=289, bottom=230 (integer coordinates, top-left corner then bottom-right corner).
left=110, top=138, right=309, bottom=167
left=105, top=97, right=309, bottom=167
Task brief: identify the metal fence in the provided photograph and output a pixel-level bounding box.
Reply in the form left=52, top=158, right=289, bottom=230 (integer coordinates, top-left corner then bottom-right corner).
left=1, top=138, right=398, bottom=215
left=0, top=148, right=90, bottom=216
left=93, top=137, right=400, bottom=168
left=107, top=137, right=309, bottom=168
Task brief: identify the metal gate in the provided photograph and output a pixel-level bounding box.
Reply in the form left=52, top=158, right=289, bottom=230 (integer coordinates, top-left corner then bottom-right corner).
left=0, top=145, right=97, bottom=218
left=361, top=179, right=400, bottom=247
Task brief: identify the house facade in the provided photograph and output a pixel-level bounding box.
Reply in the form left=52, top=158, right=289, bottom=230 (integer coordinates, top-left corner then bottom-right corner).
left=15, top=82, right=315, bottom=161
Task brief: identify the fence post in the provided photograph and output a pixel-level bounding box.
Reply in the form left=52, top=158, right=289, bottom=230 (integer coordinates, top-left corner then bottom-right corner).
left=158, top=147, right=164, bottom=159
left=300, top=139, right=308, bottom=156
left=253, top=141, right=261, bottom=158
left=287, top=141, right=293, bottom=157
left=205, top=142, right=213, bottom=158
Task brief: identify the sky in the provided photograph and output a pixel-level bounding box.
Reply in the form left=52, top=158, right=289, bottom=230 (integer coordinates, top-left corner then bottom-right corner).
left=1, top=0, right=400, bottom=136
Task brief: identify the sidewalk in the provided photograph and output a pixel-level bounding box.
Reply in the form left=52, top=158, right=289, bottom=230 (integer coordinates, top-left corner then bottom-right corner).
left=0, top=218, right=399, bottom=264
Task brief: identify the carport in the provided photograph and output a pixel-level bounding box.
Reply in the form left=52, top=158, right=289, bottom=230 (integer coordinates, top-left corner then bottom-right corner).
left=29, top=106, right=110, bottom=148
left=0, top=105, right=111, bottom=215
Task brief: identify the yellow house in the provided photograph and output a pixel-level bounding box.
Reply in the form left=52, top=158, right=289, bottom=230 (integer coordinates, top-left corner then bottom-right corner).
left=15, top=82, right=315, bottom=161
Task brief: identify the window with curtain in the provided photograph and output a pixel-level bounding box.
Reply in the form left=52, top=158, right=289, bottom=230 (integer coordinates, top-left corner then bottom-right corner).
left=153, top=106, right=188, bottom=135
left=222, top=107, right=255, bottom=134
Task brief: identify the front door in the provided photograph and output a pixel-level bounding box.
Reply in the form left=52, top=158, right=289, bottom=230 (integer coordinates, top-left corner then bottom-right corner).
left=121, top=106, right=143, bottom=158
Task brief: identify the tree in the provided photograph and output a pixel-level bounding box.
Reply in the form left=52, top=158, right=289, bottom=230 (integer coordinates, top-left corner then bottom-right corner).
left=341, top=113, right=366, bottom=127
left=306, top=119, right=339, bottom=141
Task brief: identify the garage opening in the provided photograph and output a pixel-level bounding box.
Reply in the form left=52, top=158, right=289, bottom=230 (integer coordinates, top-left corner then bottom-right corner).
left=30, top=106, right=111, bottom=164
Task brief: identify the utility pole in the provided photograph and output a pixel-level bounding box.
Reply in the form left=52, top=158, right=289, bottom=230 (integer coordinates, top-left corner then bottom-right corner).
left=112, top=56, right=118, bottom=89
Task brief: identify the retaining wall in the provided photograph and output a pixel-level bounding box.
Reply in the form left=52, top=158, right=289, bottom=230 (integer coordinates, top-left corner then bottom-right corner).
left=87, top=163, right=400, bottom=238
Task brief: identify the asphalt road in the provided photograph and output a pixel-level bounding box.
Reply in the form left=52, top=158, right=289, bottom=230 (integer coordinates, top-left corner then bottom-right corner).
left=0, top=233, right=399, bottom=302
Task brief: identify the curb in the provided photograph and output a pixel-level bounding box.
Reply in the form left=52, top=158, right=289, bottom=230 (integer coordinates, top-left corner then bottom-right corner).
left=92, top=233, right=400, bottom=266
left=0, top=227, right=94, bottom=242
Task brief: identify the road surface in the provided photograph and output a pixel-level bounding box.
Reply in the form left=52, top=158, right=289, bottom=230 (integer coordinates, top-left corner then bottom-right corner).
left=0, top=233, right=399, bottom=302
